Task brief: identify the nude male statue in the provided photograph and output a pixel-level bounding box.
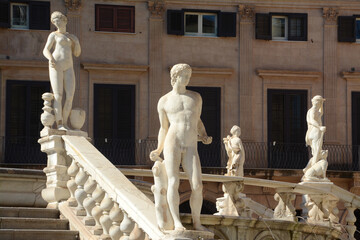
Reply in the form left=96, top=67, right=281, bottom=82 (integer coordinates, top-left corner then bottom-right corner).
left=305, top=95, right=326, bottom=163
left=150, top=63, right=212, bottom=231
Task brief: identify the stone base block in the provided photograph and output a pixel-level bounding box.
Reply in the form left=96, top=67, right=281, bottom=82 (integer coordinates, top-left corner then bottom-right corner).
left=84, top=216, right=95, bottom=226
left=163, top=230, right=214, bottom=240
left=41, top=187, right=70, bottom=205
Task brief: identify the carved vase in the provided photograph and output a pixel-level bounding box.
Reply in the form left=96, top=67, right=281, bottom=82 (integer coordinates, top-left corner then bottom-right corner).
left=70, top=108, right=86, bottom=130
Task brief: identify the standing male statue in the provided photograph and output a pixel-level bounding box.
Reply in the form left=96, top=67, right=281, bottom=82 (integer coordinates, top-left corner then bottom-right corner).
left=150, top=63, right=212, bottom=231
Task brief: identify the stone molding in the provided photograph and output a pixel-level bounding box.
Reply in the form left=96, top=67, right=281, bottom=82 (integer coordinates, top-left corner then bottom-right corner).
left=168, top=66, right=233, bottom=76
left=64, top=0, right=81, bottom=11
left=342, top=71, right=360, bottom=81
left=257, top=69, right=322, bottom=81
left=148, top=0, right=166, bottom=18
left=82, top=63, right=149, bottom=72
left=0, top=59, right=47, bottom=69
left=323, top=7, right=338, bottom=25
left=239, top=5, right=255, bottom=22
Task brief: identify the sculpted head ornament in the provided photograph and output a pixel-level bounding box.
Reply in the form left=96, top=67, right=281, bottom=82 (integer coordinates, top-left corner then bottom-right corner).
left=170, top=63, right=192, bottom=86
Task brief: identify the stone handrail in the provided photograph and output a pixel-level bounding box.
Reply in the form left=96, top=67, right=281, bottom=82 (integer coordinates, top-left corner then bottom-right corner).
left=62, top=135, right=165, bottom=240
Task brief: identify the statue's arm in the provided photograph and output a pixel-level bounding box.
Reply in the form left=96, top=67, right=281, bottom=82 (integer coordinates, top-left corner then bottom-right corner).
left=43, top=33, right=55, bottom=64
left=197, top=119, right=212, bottom=145
left=150, top=98, right=169, bottom=160
left=69, top=34, right=81, bottom=57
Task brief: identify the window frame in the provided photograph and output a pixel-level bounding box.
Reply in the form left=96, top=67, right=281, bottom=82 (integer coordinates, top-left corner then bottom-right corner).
left=184, top=12, right=218, bottom=37
left=10, top=2, right=29, bottom=30
left=356, top=17, right=360, bottom=42
left=271, top=15, right=288, bottom=40
left=95, top=4, right=135, bottom=33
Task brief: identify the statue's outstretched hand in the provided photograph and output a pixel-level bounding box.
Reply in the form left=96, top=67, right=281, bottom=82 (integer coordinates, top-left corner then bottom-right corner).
left=201, top=136, right=212, bottom=145
left=150, top=150, right=163, bottom=162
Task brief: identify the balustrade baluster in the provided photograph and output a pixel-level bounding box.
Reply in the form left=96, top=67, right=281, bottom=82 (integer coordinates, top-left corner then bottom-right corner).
left=109, top=202, right=123, bottom=240
left=120, top=211, right=135, bottom=240
left=83, top=175, right=97, bottom=225
left=67, top=158, right=79, bottom=206
left=345, top=203, right=357, bottom=240
left=129, top=223, right=145, bottom=240
left=91, top=184, right=105, bottom=235
left=99, top=193, right=114, bottom=240
left=74, top=166, right=88, bottom=216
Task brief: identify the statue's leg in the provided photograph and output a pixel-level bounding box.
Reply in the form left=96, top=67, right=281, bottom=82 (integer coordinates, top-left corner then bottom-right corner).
left=182, top=148, right=207, bottom=231
left=63, top=68, right=75, bottom=128
left=163, top=147, right=184, bottom=230
left=49, top=67, right=64, bottom=127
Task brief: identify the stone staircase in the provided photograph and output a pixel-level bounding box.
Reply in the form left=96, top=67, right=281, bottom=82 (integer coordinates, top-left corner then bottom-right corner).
left=0, top=207, right=79, bottom=240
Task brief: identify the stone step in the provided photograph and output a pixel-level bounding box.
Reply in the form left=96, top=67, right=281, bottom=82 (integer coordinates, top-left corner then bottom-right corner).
left=0, top=207, right=59, bottom=219
left=0, top=217, right=69, bottom=230
left=0, top=229, right=78, bottom=240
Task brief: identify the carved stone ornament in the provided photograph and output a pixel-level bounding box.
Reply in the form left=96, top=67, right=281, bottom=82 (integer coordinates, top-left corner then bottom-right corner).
left=238, top=5, right=255, bottom=21
left=148, top=0, right=165, bottom=17
left=64, top=0, right=81, bottom=11
left=323, top=7, right=338, bottom=23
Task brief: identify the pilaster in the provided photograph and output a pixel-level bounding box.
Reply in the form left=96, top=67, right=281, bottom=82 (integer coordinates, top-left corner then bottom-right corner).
left=65, top=0, right=82, bottom=108
left=148, top=0, right=165, bottom=138
left=238, top=5, right=255, bottom=141
left=322, top=7, right=338, bottom=143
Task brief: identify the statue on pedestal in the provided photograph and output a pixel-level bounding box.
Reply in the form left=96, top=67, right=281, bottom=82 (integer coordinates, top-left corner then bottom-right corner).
left=43, top=11, right=81, bottom=130
left=303, top=95, right=329, bottom=182
left=150, top=63, right=212, bottom=231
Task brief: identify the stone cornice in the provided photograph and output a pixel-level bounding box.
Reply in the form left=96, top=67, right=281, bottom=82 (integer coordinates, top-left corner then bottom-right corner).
left=257, top=69, right=322, bottom=80
left=342, top=72, right=360, bottom=81
left=168, top=66, right=233, bottom=76
left=82, top=63, right=149, bottom=72
left=0, top=60, right=47, bottom=69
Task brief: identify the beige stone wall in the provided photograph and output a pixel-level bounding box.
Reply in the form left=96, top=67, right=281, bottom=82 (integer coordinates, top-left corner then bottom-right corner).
left=1, top=0, right=360, bottom=149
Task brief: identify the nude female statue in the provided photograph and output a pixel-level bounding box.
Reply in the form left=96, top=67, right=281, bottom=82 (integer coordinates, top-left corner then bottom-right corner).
left=43, top=11, right=81, bottom=130
left=305, top=95, right=326, bottom=163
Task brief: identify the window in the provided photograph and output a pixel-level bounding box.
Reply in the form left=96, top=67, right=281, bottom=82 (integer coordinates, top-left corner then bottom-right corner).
left=338, top=16, right=360, bottom=42
left=95, top=4, right=135, bottom=33
left=167, top=9, right=236, bottom=37
left=256, top=13, right=307, bottom=41
left=0, top=1, right=50, bottom=30
left=185, top=12, right=217, bottom=36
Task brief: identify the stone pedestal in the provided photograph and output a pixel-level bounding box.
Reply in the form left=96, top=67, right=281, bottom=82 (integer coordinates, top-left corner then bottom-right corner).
left=162, top=230, right=214, bottom=240
left=39, top=134, right=70, bottom=208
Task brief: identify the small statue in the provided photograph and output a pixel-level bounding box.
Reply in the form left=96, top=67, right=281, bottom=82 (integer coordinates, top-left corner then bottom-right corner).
left=43, top=11, right=81, bottom=130
left=302, top=150, right=330, bottom=182
left=223, top=125, right=245, bottom=177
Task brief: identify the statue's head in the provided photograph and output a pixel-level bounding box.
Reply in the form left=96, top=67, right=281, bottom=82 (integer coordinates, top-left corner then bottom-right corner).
left=311, top=95, right=325, bottom=106
left=51, top=11, right=67, bottom=27
left=170, top=63, right=192, bottom=87
left=230, top=125, right=241, bottom=137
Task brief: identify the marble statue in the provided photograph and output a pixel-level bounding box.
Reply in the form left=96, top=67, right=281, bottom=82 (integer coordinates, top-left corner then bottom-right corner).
left=223, top=125, right=245, bottom=177
left=305, top=95, right=326, bottom=163
left=303, top=95, right=328, bottom=182
left=150, top=63, right=212, bottom=231
left=43, top=11, right=81, bottom=130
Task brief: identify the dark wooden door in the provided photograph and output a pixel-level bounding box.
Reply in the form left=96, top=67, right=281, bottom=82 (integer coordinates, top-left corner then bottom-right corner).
left=187, top=86, right=221, bottom=167
left=267, top=89, right=308, bottom=169
left=352, top=92, right=360, bottom=170
left=94, top=84, right=135, bottom=165
left=5, top=80, right=50, bottom=164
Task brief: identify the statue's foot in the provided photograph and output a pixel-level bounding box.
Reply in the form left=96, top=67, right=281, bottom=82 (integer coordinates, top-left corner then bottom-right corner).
left=193, top=224, right=209, bottom=232
left=174, top=223, right=186, bottom=231
left=58, top=125, right=70, bottom=131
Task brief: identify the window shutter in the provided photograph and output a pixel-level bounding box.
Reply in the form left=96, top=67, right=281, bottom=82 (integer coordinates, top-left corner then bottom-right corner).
left=288, top=13, right=307, bottom=41
left=29, top=1, right=50, bottom=30
left=167, top=10, right=184, bottom=35
left=96, top=5, right=115, bottom=31
left=218, top=12, right=236, bottom=37
left=0, top=1, right=10, bottom=28
left=115, top=6, right=134, bottom=33
left=338, top=16, right=356, bottom=42
left=255, top=13, right=271, bottom=40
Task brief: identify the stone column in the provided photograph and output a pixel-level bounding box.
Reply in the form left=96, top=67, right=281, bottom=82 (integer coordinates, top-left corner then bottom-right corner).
left=148, top=0, right=165, bottom=138
left=65, top=0, right=82, bottom=107
left=322, top=8, right=338, bottom=143
left=238, top=5, right=255, bottom=141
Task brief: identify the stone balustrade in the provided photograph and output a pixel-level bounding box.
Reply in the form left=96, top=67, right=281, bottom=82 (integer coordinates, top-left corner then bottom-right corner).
left=39, top=134, right=360, bottom=240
